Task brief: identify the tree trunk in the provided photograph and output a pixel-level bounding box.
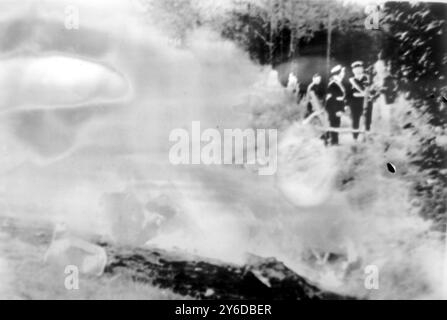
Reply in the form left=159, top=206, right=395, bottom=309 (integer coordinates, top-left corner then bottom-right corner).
left=326, top=11, right=332, bottom=78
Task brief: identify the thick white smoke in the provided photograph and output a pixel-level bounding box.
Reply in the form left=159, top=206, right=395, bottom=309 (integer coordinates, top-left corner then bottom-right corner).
left=0, top=0, right=444, bottom=299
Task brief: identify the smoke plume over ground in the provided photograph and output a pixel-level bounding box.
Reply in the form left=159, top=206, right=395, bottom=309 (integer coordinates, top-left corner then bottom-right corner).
left=0, top=0, right=445, bottom=299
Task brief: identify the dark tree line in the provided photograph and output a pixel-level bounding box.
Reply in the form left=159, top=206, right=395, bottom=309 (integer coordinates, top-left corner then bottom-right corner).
left=220, top=1, right=375, bottom=66
left=146, top=0, right=446, bottom=124
left=218, top=0, right=446, bottom=124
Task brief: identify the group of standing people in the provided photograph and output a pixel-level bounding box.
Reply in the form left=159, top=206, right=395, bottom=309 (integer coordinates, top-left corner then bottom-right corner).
left=298, top=54, right=397, bottom=146
left=324, top=61, right=373, bottom=145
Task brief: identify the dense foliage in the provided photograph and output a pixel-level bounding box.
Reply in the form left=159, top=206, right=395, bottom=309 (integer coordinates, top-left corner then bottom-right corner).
left=381, top=2, right=447, bottom=125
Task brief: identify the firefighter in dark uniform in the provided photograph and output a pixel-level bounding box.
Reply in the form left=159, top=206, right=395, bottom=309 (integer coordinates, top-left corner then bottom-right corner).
left=305, top=73, right=325, bottom=118
left=348, top=61, right=371, bottom=140
left=325, top=65, right=346, bottom=145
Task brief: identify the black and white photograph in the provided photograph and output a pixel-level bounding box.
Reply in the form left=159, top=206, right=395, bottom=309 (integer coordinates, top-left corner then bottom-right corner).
left=0, top=0, right=446, bottom=304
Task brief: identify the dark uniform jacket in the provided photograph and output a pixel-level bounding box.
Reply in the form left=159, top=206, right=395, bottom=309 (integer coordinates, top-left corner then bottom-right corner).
left=306, top=82, right=325, bottom=114
left=307, top=82, right=325, bottom=101
left=348, top=75, right=370, bottom=108
left=325, top=80, right=345, bottom=117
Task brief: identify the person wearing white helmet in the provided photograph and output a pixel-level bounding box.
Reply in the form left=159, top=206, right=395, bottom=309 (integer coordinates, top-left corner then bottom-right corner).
left=325, top=65, right=346, bottom=145
left=348, top=60, right=372, bottom=140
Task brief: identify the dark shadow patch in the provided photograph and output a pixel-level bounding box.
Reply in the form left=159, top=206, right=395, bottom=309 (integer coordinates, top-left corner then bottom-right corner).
left=386, top=162, right=396, bottom=174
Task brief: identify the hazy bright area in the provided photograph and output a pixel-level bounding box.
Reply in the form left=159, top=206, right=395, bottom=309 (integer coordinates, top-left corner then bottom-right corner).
left=0, top=0, right=446, bottom=300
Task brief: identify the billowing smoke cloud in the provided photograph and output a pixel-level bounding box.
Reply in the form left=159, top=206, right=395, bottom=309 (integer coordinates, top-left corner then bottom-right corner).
left=0, top=0, right=265, bottom=251
left=0, top=0, right=444, bottom=299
